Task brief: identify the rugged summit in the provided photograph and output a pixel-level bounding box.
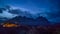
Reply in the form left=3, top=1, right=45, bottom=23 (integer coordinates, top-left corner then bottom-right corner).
left=3, top=16, right=50, bottom=26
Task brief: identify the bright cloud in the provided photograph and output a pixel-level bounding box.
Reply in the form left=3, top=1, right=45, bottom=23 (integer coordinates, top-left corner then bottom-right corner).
left=0, top=10, right=17, bottom=19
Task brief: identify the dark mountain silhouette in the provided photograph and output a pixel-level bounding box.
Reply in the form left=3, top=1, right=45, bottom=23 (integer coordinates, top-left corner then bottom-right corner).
left=36, top=16, right=49, bottom=25
left=3, top=15, right=50, bottom=26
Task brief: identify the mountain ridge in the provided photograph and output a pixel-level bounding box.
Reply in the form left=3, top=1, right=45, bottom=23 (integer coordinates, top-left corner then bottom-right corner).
left=2, top=15, right=50, bottom=26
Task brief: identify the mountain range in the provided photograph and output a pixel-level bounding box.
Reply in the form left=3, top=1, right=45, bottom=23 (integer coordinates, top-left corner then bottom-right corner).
left=2, top=15, right=50, bottom=26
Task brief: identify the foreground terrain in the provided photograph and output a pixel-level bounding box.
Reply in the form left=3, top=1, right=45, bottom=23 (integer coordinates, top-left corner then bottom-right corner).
left=0, top=23, right=60, bottom=34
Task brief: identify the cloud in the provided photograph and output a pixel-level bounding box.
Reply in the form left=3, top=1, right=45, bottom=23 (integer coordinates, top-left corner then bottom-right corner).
left=0, top=9, right=17, bottom=19
left=0, top=5, right=34, bottom=20
left=9, top=9, right=33, bottom=18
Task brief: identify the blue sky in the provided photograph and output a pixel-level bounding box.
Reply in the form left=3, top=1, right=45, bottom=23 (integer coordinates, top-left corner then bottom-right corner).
left=0, top=0, right=60, bottom=22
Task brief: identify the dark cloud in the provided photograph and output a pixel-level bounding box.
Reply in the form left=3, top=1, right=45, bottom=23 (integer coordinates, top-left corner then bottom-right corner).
left=0, top=9, right=3, bottom=13
left=8, top=8, right=34, bottom=18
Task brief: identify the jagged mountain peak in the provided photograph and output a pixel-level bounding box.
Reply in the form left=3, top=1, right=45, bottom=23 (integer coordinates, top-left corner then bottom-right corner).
left=4, top=15, right=50, bottom=26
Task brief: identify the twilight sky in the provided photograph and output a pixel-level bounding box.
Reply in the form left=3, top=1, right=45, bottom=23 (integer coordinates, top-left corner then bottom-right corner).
left=0, top=0, right=60, bottom=22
